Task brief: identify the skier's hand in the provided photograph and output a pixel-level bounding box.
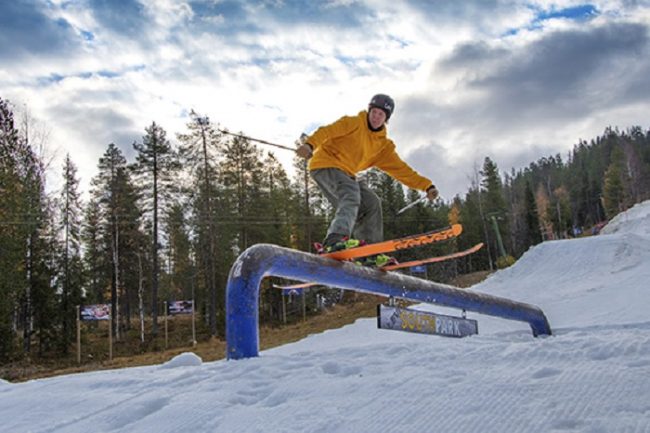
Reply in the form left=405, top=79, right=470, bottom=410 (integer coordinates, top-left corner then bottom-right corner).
left=426, top=185, right=439, bottom=201
left=296, top=143, right=313, bottom=159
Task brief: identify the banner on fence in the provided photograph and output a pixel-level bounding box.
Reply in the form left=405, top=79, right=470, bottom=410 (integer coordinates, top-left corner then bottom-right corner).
left=168, top=300, right=194, bottom=315
left=80, top=304, right=111, bottom=321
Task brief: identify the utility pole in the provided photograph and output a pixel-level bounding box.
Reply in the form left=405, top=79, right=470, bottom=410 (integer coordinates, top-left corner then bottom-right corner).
left=489, top=214, right=507, bottom=258
left=297, top=134, right=312, bottom=252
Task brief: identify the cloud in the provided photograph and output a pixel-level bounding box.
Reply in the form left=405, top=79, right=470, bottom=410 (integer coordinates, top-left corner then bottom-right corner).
left=1, top=0, right=649, bottom=201
left=86, top=0, right=148, bottom=37
left=390, top=14, right=650, bottom=197
left=0, top=2, right=79, bottom=60
left=468, top=22, right=650, bottom=119
left=399, top=138, right=460, bottom=198
left=414, top=19, right=649, bottom=132
left=250, top=0, right=373, bottom=27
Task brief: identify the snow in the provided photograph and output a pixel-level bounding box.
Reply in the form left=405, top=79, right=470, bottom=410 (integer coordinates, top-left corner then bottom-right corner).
left=2, top=202, right=650, bottom=433
left=160, top=352, right=203, bottom=369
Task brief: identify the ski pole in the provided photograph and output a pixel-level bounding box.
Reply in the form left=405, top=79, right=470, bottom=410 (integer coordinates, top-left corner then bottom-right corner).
left=396, top=196, right=428, bottom=215
left=217, top=128, right=298, bottom=152
left=397, top=196, right=444, bottom=215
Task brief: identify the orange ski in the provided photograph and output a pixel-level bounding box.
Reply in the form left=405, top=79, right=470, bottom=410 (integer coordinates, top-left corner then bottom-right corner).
left=380, top=243, right=484, bottom=271
left=323, top=224, right=462, bottom=261
left=275, top=225, right=465, bottom=292
left=275, top=242, right=481, bottom=292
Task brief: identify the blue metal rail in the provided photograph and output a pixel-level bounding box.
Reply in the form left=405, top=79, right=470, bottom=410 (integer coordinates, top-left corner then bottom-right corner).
left=226, top=244, right=552, bottom=360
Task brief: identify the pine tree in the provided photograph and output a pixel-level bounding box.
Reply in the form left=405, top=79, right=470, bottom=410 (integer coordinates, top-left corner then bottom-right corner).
left=10, top=103, right=56, bottom=356
left=259, top=152, right=292, bottom=246
left=289, top=151, right=327, bottom=252
left=30, top=206, right=59, bottom=357
left=132, top=122, right=179, bottom=336
left=626, top=126, right=650, bottom=201
left=0, top=97, right=23, bottom=359
left=457, top=189, right=490, bottom=271
left=219, top=133, right=265, bottom=252
left=56, top=155, right=84, bottom=352
left=162, top=203, right=193, bottom=303
left=91, top=143, right=140, bottom=339
left=114, top=172, right=144, bottom=332
left=603, top=145, right=627, bottom=218
left=81, top=197, right=105, bottom=304
left=364, top=169, right=407, bottom=241
left=480, top=157, right=509, bottom=262
left=177, top=112, right=222, bottom=335
left=524, top=179, right=542, bottom=245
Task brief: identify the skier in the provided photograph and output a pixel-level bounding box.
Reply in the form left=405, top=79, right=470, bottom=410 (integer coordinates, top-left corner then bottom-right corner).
left=297, top=94, right=438, bottom=264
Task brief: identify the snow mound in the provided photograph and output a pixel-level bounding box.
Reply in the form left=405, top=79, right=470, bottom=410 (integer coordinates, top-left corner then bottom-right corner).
left=160, top=352, right=202, bottom=369
left=471, top=200, right=650, bottom=331
left=601, top=200, right=650, bottom=236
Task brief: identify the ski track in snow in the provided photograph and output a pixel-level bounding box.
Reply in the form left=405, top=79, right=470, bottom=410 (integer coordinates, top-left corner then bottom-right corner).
left=2, top=201, right=650, bottom=433
left=4, top=324, right=650, bottom=433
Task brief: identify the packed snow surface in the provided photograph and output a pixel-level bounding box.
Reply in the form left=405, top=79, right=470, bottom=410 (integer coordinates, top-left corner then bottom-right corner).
left=2, top=201, right=650, bottom=433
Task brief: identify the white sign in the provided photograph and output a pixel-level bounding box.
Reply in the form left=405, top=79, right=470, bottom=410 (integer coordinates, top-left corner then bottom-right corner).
left=168, top=300, right=194, bottom=315
left=80, top=304, right=111, bottom=321
left=377, top=305, right=478, bottom=338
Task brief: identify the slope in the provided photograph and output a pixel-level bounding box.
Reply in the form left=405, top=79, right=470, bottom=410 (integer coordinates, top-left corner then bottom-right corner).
left=1, top=201, right=650, bottom=433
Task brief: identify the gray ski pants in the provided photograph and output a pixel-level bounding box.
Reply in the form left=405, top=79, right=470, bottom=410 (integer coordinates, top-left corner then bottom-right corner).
left=311, top=168, right=383, bottom=243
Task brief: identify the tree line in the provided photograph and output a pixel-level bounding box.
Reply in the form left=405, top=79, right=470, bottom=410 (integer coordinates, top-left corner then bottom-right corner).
left=457, top=126, right=650, bottom=269
left=2, top=96, right=649, bottom=362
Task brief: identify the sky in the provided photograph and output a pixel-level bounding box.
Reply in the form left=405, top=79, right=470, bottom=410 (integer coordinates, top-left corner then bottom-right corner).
left=2, top=200, right=650, bottom=432
left=1, top=0, right=650, bottom=200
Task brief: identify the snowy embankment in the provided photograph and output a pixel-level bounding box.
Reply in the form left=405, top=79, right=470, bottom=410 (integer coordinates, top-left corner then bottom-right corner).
left=1, top=202, right=650, bottom=433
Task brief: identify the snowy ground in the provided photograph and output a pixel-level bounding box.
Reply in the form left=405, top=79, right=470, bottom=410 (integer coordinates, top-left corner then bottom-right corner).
left=2, top=202, right=650, bottom=433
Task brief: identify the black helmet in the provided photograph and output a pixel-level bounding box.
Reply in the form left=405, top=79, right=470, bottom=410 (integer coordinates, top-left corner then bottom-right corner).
left=369, top=94, right=395, bottom=120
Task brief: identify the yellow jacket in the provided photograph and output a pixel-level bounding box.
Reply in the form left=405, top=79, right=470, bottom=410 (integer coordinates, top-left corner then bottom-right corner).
left=307, top=110, right=432, bottom=191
